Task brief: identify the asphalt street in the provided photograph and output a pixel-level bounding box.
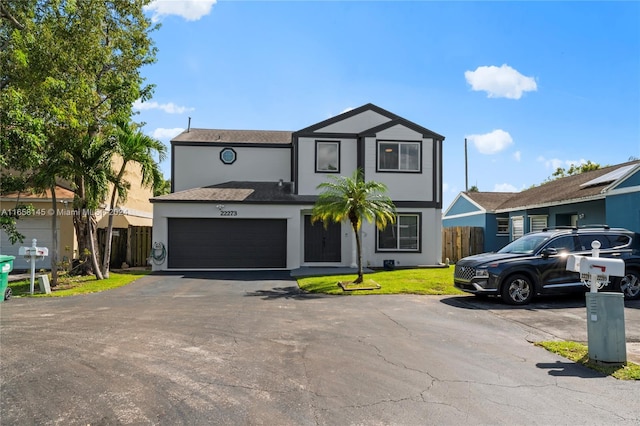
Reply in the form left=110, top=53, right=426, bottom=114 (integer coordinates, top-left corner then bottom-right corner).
left=1, top=271, right=638, bottom=425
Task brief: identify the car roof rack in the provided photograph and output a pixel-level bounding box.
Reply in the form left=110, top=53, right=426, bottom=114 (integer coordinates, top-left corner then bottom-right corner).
left=578, top=224, right=610, bottom=230
left=542, top=226, right=578, bottom=232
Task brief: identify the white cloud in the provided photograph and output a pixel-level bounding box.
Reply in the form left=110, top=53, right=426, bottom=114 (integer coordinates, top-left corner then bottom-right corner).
left=340, top=107, right=355, bottom=114
left=134, top=100, right=194, bottom=114
left=151, top=127, right=185, bottom=140
left=466, top=129, right=513, bottom=154
left=465, top=64, right=537, bottom=99
left=144, top=0, right=216, bottom=22
left=537, top=156, right=587, bottom=170
left=493, top=183, right=518, bottom=192
left=513, top=151, right=521, bottom=162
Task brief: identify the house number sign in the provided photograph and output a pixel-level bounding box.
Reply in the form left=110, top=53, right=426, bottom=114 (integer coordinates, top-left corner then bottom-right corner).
left=220, top=210, right=238, bottom=216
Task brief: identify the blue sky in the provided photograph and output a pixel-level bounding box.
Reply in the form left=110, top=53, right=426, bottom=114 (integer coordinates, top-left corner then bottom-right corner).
left=134, top=1, right=640, bottom=209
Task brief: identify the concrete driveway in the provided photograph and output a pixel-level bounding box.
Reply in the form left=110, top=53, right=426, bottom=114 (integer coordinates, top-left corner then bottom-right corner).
left=1, top=272, right=638, bottom=425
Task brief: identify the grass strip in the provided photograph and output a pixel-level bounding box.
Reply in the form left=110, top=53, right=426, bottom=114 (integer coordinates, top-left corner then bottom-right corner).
left=535, top=341, right=640, bottom=380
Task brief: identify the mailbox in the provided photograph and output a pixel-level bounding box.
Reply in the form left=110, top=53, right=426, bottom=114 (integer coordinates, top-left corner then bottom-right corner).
left=578, top=256, right=625, bottom=282
left=566, top=254, right=582, bottom=273
left=18, top=246, right=49, bottom=257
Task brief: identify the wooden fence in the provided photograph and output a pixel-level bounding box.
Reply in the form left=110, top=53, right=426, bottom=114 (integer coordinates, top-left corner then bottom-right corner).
left=442, top=226, right=484, bottom=264
left=98, top=226, right=152, bottom=268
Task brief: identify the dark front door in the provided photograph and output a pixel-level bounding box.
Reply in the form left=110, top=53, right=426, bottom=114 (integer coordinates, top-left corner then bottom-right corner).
left=304, top=216, right=341, bottom=262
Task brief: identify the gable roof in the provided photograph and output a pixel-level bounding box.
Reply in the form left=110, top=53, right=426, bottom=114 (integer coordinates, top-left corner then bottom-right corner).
left=465, top=192, right=516, bottom=210
left=496, top=160, right=640, bottom=211
left=172, top=129, right=292, bottom=145
left=293, top=103, right=445, bottom=140
left=169, top=104, right=445, bottom=145
left=445, top=160, right=640, bottom=215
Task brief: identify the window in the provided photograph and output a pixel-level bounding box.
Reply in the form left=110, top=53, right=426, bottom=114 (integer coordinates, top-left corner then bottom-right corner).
left=377, top=214, right=420, bottom=251
left=545, top=236, right=578, bottom=253
left=316, top=141, right=339, bottom=172
left=497, top=218, right=509, bottom=234
left=578, top=234, right=611, bottom=250
left=530, top=215, right=548, bottom=233
left=377, top=141, right=420, bottom=172
left=512, top=216, right=524, bottom=240
left=219, top=148, right=237, bottom=165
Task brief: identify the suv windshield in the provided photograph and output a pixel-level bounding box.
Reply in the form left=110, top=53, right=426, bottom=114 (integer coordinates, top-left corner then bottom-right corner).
left=498, top=233, right=551, bottom=254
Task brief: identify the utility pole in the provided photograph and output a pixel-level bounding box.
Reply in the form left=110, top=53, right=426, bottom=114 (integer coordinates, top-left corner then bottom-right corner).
left=464, top=138, right=468, bottom=191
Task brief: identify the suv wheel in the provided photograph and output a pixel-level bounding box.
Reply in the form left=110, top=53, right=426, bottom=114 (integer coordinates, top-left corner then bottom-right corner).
left=501, top=274, right=534, bottom=305
left=618, top=269, right=640, bottom=300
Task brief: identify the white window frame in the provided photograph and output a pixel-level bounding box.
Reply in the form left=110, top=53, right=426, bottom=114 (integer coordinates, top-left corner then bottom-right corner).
left=530, top=215, right=548, bottom=233
left=377, top=140, right=421, bottom=172
left=377, top=214, right=420, bottom=252
left=315, top=141, right=340, bottom=173
left=512, top=216, right=524, bottom=240
left=496, top=217, right=509, bottom=235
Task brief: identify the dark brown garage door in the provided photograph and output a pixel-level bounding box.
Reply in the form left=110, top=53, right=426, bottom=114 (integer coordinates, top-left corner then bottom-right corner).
left=167, top=218, right=287, bottom=269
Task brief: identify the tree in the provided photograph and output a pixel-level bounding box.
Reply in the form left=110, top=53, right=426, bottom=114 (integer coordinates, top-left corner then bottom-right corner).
left=154, top=178, right=171, bottom=197
left=1, top=0, right=158, bottom=279
left=312, top=169, right=396, bottom=284
left=101, top=121, right=166, bottom=278
left=551, top=161, right=601, bottom=180
left=468, top=185, right=479, bottom=192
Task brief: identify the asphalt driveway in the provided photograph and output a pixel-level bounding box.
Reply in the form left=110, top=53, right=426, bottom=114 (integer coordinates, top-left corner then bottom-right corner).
left=1, top=272, right=638, bottom=425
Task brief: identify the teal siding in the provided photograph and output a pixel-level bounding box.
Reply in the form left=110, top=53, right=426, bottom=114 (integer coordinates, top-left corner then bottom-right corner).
left=616, top=169, right=640, bottom=189
left=445, top=197, right=481, bottom=216
left=606, top=192, right=640, bottom=233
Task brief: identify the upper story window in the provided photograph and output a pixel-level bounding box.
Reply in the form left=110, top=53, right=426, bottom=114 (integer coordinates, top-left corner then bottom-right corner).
left=377, top=141, right=421, bottom=172
left=316, top=141, right=340, bottom=172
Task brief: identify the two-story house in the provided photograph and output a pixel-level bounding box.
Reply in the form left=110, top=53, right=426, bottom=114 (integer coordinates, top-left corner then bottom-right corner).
left=150, top=103, right=445, bottom=271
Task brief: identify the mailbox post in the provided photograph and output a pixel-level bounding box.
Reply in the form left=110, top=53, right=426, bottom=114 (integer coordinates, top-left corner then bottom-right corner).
left=567, top=241, right=626, bottom=364
left=18, top=238, right=49, bottom=295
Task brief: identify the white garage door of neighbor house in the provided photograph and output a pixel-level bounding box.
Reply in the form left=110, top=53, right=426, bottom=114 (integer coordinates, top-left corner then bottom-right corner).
left=0, top=217, right=59, bottom=271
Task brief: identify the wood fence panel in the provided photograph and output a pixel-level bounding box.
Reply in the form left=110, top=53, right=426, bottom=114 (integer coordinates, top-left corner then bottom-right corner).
left=97, top=228, right=128, bottom=268
left=442, top=226, right=484, bottom=264
left=128, top=226, right=152, bottom=267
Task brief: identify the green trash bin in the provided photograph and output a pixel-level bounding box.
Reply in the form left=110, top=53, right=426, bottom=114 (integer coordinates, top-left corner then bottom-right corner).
left=0, top=255, right=15, bottom=302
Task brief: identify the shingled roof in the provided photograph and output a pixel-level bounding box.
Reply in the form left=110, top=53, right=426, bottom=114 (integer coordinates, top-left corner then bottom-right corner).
left=464, top=192, right=515, bottom=211
left=151, top=181, right=317, bottom=204
left=457, top=160, right=640, bottom=213
left=495, top=160, right=640, bottom=211
left=172, top=129, right=292, bottom=145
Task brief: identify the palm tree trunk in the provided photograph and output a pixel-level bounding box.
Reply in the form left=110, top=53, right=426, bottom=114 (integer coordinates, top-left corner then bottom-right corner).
left=50, top=185, right=58, bottom=287
left=351, top=220, right=363, bottom=284
left=88, top=212, right=104, bottom=280
left=102, top=167, right=126, bottom=278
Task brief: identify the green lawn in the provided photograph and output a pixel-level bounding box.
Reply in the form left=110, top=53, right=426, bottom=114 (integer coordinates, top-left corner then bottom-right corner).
left=7, top=270, right=151, bottom=297
left=297, top=266, right=465, bottom=295
left=536, top=341, right=640, bottom=380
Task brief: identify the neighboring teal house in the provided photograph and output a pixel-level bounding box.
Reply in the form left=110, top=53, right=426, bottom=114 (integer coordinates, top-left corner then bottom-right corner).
left=443, top=160, right=640, bottom=253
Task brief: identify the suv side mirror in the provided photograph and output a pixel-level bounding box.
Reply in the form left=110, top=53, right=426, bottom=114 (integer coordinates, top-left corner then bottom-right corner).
left=541, top=247, right=558, bottom=258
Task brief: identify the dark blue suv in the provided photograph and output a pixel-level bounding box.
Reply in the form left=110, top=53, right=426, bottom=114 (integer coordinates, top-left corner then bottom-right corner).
left=453, top=226, right=640, bottom=305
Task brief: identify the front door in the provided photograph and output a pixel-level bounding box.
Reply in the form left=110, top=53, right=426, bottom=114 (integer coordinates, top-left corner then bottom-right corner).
left=304, top=215, right=341, bottom=262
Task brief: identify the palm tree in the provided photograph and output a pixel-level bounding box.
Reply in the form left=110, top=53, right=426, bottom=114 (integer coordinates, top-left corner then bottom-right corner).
left=312, top=168, right=396, bottom=284
left=63, top=134, right=116, bottom=279
left=101, top=121, right=166, bottom=277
